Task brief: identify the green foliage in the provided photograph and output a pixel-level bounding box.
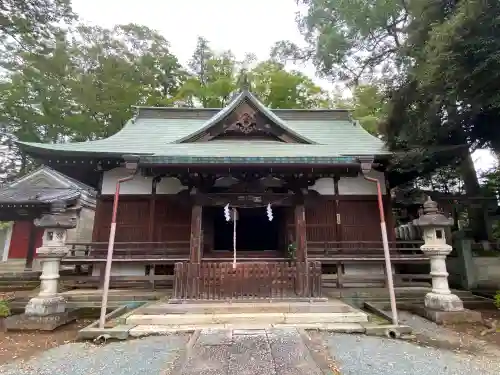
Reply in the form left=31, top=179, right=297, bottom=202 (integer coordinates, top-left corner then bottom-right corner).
left=0, top=300, right=10, bottom=318
left=177, top=38, right=329, bottom=110
left=0, top=22, right=186, bottom=183
left=249, top=61, right=330, bottom=109
left=495, top=292, right=500, bottom=309
left=0, top=0, right=76, bottom=53
left=0, top=222, right=12, bottom=230
left=273, top=0, right=410, bottom=84
left=332, top=84, right=386, bottom=135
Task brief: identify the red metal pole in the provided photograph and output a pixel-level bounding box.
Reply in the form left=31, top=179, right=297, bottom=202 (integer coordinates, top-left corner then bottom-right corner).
left=98, top=174, right=135, bottom=329
left=363, top=175, right=399, bottom=326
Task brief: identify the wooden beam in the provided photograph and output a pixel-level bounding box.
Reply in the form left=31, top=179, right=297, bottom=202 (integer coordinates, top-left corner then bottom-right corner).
left=189, top=205, right=202, bottom=263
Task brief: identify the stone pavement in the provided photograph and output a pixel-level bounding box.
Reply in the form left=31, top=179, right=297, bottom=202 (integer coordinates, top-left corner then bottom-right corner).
left=1, top=326, right=499, bottom=375
left=170, top=327, right=335, bottom=375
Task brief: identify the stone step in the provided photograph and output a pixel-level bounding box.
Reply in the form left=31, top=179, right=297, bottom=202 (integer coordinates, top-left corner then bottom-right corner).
left=128, top=322, right=366, bottom=337
left=135, top=300, right=357, bottom=315
left=126, top=311, right=369, bottom=326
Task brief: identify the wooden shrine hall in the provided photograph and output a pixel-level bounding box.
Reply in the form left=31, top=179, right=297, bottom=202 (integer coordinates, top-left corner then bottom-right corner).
left=16, top=89, right=429, bottom=299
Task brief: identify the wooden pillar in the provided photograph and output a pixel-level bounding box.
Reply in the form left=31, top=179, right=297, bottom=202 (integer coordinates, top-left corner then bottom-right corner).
left=189, top=205, right=202, bottom=263
left=146, top=178, right=159, bottom=277
left=294, top=204, right=307, bottom=262
left=148, top=178, right=159, bottom=243
left=295, top=203, right=308, bottom=296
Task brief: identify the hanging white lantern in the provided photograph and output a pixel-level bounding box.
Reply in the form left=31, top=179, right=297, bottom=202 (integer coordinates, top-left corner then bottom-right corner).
left=266, top=203, right=273, bottom=221
left=224, top=203, right=231, bottom=222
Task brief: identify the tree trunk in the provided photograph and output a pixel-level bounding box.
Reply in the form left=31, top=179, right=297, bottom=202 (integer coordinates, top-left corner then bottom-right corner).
left=459, top=151, right=490, bottom=241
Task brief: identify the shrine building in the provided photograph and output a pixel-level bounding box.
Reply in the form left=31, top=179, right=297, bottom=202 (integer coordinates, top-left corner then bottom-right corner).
left=15, top=89, right=427, bottom=298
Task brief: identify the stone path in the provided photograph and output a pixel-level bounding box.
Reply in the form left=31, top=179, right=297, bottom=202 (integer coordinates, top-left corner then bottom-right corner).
left=1, top=326, right=499, bottom=375
left=173, top=328, right=331, bottom=375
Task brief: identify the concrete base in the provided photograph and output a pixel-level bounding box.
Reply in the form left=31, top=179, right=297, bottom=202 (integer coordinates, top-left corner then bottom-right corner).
left=404, top=304, right=483, bottom=325
left=4, top=310, right=77, bottom=331
left=423, top=308, right=483, bottom=324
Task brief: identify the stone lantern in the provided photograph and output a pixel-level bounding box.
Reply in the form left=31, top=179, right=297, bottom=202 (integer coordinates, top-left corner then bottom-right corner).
left=20, top=200, right=77, bottom=328
left=413, top=197, right=463, bottom=312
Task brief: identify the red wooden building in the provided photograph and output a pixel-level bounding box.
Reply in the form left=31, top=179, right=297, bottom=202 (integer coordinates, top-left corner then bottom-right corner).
left=0, top=166, right=96, bottom=270
left=17, top=89, right=426, bottom=296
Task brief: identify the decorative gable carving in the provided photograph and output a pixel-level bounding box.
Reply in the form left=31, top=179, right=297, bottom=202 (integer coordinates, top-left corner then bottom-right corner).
left=177, top=90, right=315, bottom=144
left=194, top=101, right=301, bottom=143
left=229, top=111, right=257, bottom=134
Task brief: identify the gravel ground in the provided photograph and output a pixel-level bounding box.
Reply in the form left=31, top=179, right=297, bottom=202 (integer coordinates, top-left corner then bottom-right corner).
left=398, top=310, right=500, bottom=356
left=0, top=335, right=189, bottom=375
left=324, top=333, right=500, bottom=375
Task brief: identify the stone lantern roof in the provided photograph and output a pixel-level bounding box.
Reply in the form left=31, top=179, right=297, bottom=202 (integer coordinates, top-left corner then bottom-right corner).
left=413, top=197, right=454, bottom=228
left=34, top=200, right=77, bottom=229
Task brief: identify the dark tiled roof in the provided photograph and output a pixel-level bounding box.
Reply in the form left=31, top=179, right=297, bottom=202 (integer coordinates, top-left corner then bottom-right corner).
left=0, top=186, right=80, bottom=205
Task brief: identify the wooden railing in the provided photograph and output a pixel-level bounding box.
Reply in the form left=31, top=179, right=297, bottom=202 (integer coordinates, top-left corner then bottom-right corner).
left=63, top=241, right=191, bottom=263
left=173, top=261, right=322, bottom=300
left=307, top=240, right=426, bottom=261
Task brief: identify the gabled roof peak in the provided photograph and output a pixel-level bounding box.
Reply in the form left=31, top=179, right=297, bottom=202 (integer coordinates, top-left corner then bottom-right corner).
left=175, top=89, right=317, bottom=144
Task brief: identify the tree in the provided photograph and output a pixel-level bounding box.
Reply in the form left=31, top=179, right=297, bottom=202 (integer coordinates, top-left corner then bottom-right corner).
left=0, top=0, right=76, bottom=60
left=177, top=37, right=238, bottom=108
left=279, top=0, right=500, bottom=239
left=384, top=0, right=500, bottom=240
left=332, top=84, right=386, bottom=135
left=0, top=23, right=186, bottom=182
left=249, top=60, right=330, bottom=109
left=272, top=0, right=410, bottom=85
left=178, top=39, right=330, bottom=110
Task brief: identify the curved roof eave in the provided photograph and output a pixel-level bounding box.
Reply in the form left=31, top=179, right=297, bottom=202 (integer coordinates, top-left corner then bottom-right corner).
left=174, top=90, right=318, bottom=144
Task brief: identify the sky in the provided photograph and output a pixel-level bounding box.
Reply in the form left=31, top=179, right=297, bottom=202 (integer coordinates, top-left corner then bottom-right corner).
left=71, top=0, right=497, bottom=174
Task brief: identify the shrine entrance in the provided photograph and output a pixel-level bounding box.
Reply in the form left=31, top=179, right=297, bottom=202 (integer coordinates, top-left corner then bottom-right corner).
left=210, top=207, right=283, bottom=251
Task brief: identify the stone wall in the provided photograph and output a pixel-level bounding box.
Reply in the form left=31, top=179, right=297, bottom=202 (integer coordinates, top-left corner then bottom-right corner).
left=447, top=253, right=500, bottom=290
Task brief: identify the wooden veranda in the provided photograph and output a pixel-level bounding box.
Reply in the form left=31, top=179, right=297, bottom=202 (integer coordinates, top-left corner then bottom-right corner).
left=60, top=240, right=430, bottom=291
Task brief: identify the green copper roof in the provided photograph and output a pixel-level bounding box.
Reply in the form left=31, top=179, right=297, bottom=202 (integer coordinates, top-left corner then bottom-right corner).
left=18, top=90, right=390, bottom=164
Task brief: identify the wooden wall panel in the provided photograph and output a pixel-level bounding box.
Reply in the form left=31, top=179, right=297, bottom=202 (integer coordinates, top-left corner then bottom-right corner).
left=154, top=198, right=191, bottom=243
left=287, top=199, right=338, bottom=243
left=92, top=197, right=191, bottom=244
left=338, top=201, right=381, bottom=242
left=306, top=200, right=337, bottom=242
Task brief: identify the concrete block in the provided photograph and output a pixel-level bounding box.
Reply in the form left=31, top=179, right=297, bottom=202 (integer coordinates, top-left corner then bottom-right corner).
left=424, top=308, right=483, bottom=324
left=284, top=312, right=369, bottom=324
left=128, top=325, right=191, bottom=337
left=77, top=324, right=136, bottom=340
left=212, top=313, right=285, bottom=325
left=362, top=324, right=412, bottom=338
left=5, top=310, right=77, bottom=331
left=224, top=323, right=273, bottom=330
left=232, top=328, right=267, bottom=335
left=318, top=323, right=366, bottom=333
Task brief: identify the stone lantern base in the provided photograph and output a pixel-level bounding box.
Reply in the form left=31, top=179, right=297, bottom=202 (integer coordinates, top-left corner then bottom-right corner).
left=4, top=310, right=77, bottom=331
left=421, top=291, right=481, bottom=324
left=25, top=295, right=67, bottom=316
left=424, top=292, right=464, bottom=312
